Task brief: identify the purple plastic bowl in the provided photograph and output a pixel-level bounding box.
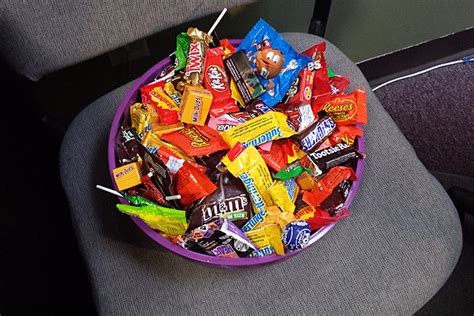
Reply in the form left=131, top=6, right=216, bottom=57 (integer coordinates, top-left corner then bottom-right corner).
left=107, top=39, right=365, bottom=267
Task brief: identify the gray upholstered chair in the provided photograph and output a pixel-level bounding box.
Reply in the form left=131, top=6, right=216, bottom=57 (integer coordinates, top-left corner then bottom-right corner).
left=1, top=1, right=462, bottom=314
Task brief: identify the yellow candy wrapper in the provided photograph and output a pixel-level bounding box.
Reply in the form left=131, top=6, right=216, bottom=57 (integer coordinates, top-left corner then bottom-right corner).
left=223, top=146, right=274, bottom=214
left=222, top=112, right=297, bottom=148
left=242, top=205, right=295, bottom=232
left=268, top=179, right=299, bottom=214
left=245, top=224, right=285, bottom=256
left=130, top=103, right=152, bottom=139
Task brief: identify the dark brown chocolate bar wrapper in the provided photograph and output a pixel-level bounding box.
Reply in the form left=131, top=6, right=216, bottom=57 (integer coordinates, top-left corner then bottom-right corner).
left=292, top=111, right=336, bottom=153
left=307, top=142, right=364, bottom=173
left=187, top=171, right=252, bottom=229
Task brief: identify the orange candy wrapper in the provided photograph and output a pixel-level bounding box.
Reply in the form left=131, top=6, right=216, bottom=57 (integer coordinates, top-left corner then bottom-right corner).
left=330, top=125, right=364, bottom=146
left=302, top=166, right=356, bottom=206
left=315, top=88, right=368, bottom=126
left=161, top=125, right=229, bottom=157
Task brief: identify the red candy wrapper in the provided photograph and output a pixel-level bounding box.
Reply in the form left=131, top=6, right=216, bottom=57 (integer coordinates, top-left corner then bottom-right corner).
left=303, top=42, right=332, bottom=107
left=140, top=81, right=180, bottom=124
left=329, top=75, right=350, bottom=96
left=295, top=206, right=351, bottom=231
left=317, top=88, right=368, bottom=125
left=158, top=146, right=217, bottom=206
left=282, top=68, right=314, bottom=106
left=330, top=125, right=364, bottom=146
left=302, top=166, right=356, bottom=206
left=219, top=39, right=236, bottom=57
left=204, top=47, right=239, bottom=117
left=258, top=139, right=306, bottom=173
left=161, top=125, right=229, bottom=157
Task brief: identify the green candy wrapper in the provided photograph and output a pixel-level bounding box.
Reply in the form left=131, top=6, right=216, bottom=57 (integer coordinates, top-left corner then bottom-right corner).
left=175, top=32, right=190, bottom=71
left=124, top=193, right=157, bottom=207
left=327, top=67, right=336, bottom=78
left=116, top=204, right=188, bottom=236
left=274, top=160, right=312, bottom=180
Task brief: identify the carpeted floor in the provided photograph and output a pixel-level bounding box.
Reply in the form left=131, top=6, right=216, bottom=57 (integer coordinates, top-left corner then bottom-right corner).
left=374, top=60, right=474, bottom=315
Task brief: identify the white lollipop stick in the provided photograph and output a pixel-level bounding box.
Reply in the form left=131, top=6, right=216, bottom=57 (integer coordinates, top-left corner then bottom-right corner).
left=96, top=185, right=124, bottom=198
left=165, top=195, right=182, bottom=201
left=208, top=8, right=227, bottom=35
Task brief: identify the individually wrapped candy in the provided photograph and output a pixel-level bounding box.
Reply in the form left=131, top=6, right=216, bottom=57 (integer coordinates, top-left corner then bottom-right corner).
left=236, top=19, right=311, bottom=106
left=184, top=27, right=213, bottom=85
left=258, top=139, right=306, bottom=173
left=307, top=142, right=364, bottom=173
left=274, top=103, right=315, bottom=133
left=330, top=125, right=364, bottom=146
left=302, top=42, right=332, bottom=107
left=204, top=47, right=239, bottom=117
left=268, top=179, right=299, bottom=213
left=115, top=125, right=139, bottom=164
left=130, top=103, right=152, bottom=139
left=221, top=112, right=297, bottom=149
left=316, top=88, right=368, bottom=125
left=222, top=145, right=274, bottom=214
left=302, top=166, right=356, bottom=207
left=174, top=32, right=190, bottom=71
left=241, top=205, right=295, bottom=232
left=116, top=203, right=187, bottom=236
left=245, top=224, right=285, bottom=256
left=295, top=206, right=351, bottom=231
left=292, top=111, right=337, bottom=153
left=161, top=125, right=229, bottom=157
left=187, top=171, right=252, bottom=229
left=177, top=218, right=256, bottom=258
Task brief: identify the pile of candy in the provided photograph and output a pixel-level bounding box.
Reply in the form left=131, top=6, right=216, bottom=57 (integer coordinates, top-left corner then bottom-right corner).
left=107, top=17, right=367, bottom=259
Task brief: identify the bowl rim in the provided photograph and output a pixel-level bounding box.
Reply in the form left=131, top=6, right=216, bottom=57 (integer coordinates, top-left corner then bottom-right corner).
left=107, top=39, right=366, bottom=267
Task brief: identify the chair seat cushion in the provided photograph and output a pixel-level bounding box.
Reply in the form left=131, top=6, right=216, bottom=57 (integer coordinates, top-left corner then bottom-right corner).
left=60, top=33, right=462, bottom=314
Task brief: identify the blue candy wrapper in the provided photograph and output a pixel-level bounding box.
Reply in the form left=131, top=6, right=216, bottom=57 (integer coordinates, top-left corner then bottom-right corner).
left=237, top=19, right=311, bottom=107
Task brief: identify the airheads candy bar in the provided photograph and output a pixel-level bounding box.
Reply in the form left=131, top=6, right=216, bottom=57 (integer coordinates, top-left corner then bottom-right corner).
left=204, top=47, right=239, bottom=117
left=161, top=125, right=229, bottom=157
left=222, top=112, right=297, bottom=148
left=316, top=88, right=368, bottom=125
left=292, top=111, right=336, bottom=153
left=223, top=145, right=274, bottom=215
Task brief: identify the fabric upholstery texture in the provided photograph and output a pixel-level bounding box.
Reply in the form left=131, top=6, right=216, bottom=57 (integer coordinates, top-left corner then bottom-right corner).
left=0, top=0, right=253, bottom=81
left=60, top=33, right=462, bottom=314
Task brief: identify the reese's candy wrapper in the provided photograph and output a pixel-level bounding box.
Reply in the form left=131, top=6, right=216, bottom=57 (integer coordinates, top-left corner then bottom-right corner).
left=268, top=178, right=299, bottom=213
left=295, top=206, right=351, bottom=231
left=302, top=42, right=332, bottom=106
left=317, top=88, right=368, bottom=125
left=330, top=125, right=363, bottom=146
left=245, top=224, right=285, bottom=256
left=223, top=145, right=274, bottom=214
left=161, top=125, right=229, bottom=157
left=293, top=111, right=336, bottom=153
left=307, top=142, right=364, bottom=173
left=116, top=204, right=187, bottom=236
left=177, top=218, right=256, bottom=258
left=187, top=171, right=252, bottom=229
left=302, top=166, right=356, bottom=207
left=204, top=47, right=239, bottom=117
left=222, top=112, right=297, bottom=149
left=184, top=27, right=212, bottom=86
left=130, top=103, right=152, bottom=139
left=236, top=19, right=311, bottom=107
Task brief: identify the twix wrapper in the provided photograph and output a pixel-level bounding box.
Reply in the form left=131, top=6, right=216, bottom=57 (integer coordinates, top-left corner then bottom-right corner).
left=184, top=27, right=213, bottom=86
